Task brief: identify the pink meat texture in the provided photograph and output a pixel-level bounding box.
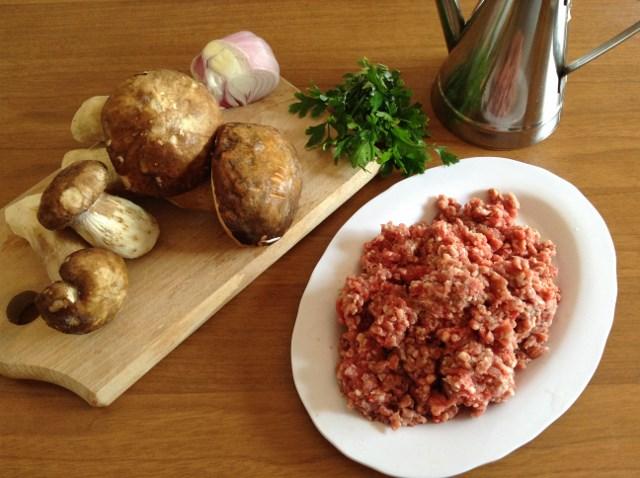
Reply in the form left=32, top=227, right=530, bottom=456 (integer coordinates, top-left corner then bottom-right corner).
left=336, top=189, right=561, bottom=429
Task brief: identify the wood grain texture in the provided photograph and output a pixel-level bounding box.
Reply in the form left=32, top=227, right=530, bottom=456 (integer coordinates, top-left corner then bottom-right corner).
left=0, top=0, right=638, bottom=477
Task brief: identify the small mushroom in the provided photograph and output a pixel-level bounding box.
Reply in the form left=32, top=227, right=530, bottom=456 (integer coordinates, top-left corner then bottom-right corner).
left=38, top=160, right=160, bottom=259
left=101, top=69, right=223, bottom=197
left=5, top=193, right=87, bottom=281
left=35, top=248, right=128, bottom=334
left=61, top=147, right=123, bottom=193
left=211, top=122, right=303, bottom=246
left=70, top=95, right=109, bottom=144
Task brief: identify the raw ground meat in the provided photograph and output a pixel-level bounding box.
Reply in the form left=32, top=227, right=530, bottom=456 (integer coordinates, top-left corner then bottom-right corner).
left=336, top=189, right=560, bottom=429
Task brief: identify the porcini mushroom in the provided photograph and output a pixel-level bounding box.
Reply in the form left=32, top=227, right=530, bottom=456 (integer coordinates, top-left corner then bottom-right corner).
left=35, top=248, right=128, bottom=334
left=61, top=147, right=122, bottom=192
left=70, top=95, right=108, bottom=144
left=5, top=194, right=87, bottom=281
left=38, top=160, right=160, bottom=259
left=167, top=123, right=303, bottom=245
left=101, top=69, right=223, bottom=197
left=211, top=122, right=302, bottom=246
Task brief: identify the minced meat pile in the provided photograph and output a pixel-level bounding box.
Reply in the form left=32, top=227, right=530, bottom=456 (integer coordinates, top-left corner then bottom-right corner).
left=336, top=189, right=560, bottom=429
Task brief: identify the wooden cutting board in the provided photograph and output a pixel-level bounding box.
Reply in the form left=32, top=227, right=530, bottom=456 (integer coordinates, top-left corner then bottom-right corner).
left=0, top=79, right=379, bottom=406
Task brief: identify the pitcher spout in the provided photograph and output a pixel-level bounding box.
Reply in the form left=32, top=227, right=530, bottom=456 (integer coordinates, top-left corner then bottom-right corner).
left=435, top=0, right=466, bottom=51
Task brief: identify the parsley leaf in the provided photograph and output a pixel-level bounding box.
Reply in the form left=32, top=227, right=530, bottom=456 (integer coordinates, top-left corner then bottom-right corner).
left=289, top=58, right=458, bottom=175
left=434, top=146, right=459, bottom=166
left=305, top=123, right=326, bottom=148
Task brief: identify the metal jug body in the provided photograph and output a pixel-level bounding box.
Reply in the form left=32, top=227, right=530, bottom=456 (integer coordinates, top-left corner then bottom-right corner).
left=432, top=0, right=569, bottom=149
left=432, top=0, right=640, bottom=149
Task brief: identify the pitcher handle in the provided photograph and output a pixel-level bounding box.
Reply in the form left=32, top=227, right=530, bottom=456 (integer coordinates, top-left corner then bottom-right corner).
left=563, top=20, right=640, bottom=76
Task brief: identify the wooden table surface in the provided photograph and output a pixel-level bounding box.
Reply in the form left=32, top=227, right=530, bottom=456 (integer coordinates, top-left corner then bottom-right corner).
left=1, top=1, right=638, bottom=476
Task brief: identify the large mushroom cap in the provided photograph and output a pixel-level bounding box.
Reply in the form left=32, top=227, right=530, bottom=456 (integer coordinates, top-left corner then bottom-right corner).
left=101, top=69, right=222, bottom=197
left=38, top=160, right=109, bottom=230
left=211, top=122, right=303, bottom=246
left=35, top=248, right=128, bottom=334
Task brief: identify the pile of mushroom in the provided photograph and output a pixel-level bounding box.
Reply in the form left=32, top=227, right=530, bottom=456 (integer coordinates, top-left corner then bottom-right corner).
left=67, top=68, right=303, bottom=247
left=5, top=194, right=130, bottom=334
left=7, top=52, right=302, bottom=334
left=5, top=159, right=159, bottom=334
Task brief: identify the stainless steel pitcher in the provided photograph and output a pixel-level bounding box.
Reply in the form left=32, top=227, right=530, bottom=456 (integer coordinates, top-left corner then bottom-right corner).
left=432, top=0, right=640, bottom=149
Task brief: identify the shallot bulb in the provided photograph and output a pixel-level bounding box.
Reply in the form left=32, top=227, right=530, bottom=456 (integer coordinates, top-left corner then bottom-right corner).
left=191, top=31, right=280, bottom=108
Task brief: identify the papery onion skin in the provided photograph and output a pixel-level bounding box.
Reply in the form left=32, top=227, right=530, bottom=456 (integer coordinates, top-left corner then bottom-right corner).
left=191, top=31, right=280, bottom=108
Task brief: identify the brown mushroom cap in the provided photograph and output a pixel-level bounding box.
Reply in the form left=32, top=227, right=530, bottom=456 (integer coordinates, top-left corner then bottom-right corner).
left=38, top=160, right=109, bottom=230
left=35, top=248, right=128, bottom=334
left=101, top=69, right=222, bottom=197
left=211, top=122, right=303, bottom=246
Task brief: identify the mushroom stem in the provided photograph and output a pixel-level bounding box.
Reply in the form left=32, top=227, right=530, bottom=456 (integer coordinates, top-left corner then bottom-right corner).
left=70, top=95, right=108, bottom=144
left=71, top=192, right=160, bottom=259
left=61, top=147, right=122, bottom=192
left=4, top=194, right=87, bottom=281
left=166, top=181, right=215, bottom=212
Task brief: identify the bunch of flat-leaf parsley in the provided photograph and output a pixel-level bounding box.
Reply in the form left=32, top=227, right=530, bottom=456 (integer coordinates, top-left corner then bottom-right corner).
left=289, top=58, right=457, bottom=176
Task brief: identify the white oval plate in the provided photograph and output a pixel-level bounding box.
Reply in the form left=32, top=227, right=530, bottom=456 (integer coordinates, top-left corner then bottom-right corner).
left=291, top=157, right=617, bottom=478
